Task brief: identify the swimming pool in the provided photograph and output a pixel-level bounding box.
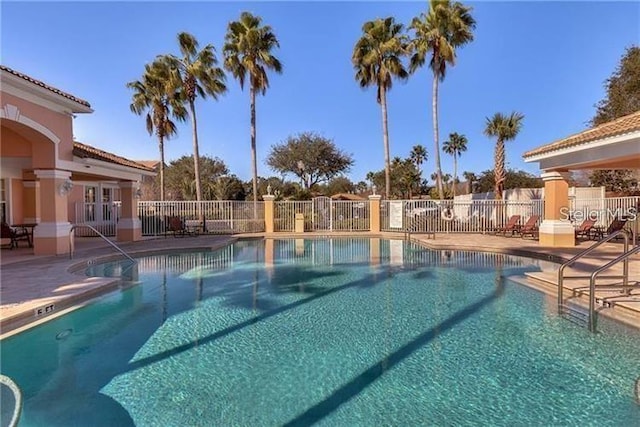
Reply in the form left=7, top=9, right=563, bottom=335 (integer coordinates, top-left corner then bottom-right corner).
left=1, top=238, right=639, bottom=426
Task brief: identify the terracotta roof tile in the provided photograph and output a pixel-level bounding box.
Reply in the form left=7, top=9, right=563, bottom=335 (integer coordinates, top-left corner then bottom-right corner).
left=73, top=142, right=155, bottom=172
left=136, top=160, right=161, bottom=169
left=524, top=110, right=640, bottom=158
left=1, top=65, right=91, bottom=108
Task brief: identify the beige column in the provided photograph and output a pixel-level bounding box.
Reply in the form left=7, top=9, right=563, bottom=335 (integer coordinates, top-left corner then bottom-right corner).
left=263, top=194, right=275, bottom=233
left=22, top=180, right=40, bottom=224
left=539, top=171, right=575, bottom=247
left=369, top=195, right=382, bottom=233
left=33, top=169, right=72, bottom=255
left=116, top=181, right=142, bottom=242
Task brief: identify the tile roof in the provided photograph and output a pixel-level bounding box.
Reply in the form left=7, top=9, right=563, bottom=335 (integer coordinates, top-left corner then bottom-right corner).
left=73, top=142, right=155, bottom=172
left=136, top=160, right=161, bottom=169
left=524, top=110, right=640, bottom=158
left=1, top=65, right=91, bottom=108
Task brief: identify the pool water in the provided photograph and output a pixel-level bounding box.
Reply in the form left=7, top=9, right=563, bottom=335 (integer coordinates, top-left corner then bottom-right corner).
left=1, top=238, right=639, bottom=426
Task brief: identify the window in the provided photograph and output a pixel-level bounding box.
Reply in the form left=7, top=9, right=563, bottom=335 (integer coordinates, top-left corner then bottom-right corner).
left=84, top=186, right=96, bottom=222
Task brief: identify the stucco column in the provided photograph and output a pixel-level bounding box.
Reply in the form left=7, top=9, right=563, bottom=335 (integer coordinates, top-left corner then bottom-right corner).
left=263, top=195, right=275, bottom=233
left=22, top=180, right=40, bottom=224
left=369, top=195, right=382, bottom=233
left=539, top=171, right=575, bottom=247
left=116, top=181, right=142, bottom=242
left=33, top=169, right=72, bottom=255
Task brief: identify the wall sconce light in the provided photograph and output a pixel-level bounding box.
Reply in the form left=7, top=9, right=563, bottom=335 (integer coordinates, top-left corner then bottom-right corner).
left=58, top=179, right=73, bottom=196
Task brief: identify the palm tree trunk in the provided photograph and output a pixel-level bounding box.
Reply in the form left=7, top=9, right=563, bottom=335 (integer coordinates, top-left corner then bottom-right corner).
left=432, top=74, right=444, bottom=200
left=158, top=135, right=165, bottom=202
left=188, top=99, right=204, bottom=223
left=453, top=154, right=457, bottom=198
left=494, top=139, right=505, bottom=200
left=380, top=86, right=391, bottom=199
left=250, top=86, right=258, bottom=218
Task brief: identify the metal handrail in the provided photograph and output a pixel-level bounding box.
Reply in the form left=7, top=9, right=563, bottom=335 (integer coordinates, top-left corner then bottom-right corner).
left=588, top=244, right=640, bottom=332
left=557, top=229, right=629, bottom=313
left=0, top=374, right=22, bottom=427
left=69, top=224, right=136, bottom=263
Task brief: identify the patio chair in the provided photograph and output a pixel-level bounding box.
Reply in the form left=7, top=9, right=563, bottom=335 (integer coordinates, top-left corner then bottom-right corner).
left=574, top=218, right=597, bottom=241
left=518, top=215, right=540, bottom=239
left=592, top=217, right=629, bottom=241
left=493, top=215, right=521, bottom=236
left=1, top=222, right=30, bottom=249
left=167, top=216, right=195, bottom=238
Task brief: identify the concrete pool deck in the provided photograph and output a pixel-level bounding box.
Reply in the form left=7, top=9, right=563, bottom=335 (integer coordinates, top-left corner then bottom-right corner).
left=1, top=232, right=638, bottom=337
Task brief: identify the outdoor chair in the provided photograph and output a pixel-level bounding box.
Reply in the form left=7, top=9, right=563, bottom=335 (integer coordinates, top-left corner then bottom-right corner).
left=574, top=218, right=597, bottom=241
left=167, top=216, right=196, bottom=238
left=592, top=217, right=630, bottom=241
left=1, top=222, right=30, bottom=249
left=493, top=215, right=521, bottom=236
left=518, top=215, right=540, bottom=239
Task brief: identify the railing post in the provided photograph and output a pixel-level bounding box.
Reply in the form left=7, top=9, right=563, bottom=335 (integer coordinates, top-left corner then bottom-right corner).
left=263, top=195, right=275, bottom=233
left=369, top=195, right=381, bottom=233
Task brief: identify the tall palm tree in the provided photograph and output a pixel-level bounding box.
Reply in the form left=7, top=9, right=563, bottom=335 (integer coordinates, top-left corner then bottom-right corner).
left=409, top=0, right=476, bottom=200
left=410, top=144, right=428, bottom=172
left=127, top=60, right=186, bottom=201
left=224, top=11, right=282, bottom=211
left=160, top=32, right=227, bottom=203
left=442, top=132, right=468, bottom=197
left=353, top=17, right=409, bottom=199
left=484, top=112, right=524, bottom=199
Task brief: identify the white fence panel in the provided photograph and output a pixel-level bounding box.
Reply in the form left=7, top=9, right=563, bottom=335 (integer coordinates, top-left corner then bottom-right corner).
left=138, top=201, right=264, bottom=235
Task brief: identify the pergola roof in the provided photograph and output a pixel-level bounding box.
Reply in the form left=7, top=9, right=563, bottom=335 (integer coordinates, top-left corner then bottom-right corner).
left=523, top=110, right=640, bottom=171
left=524, top=110, right=640, bottom=158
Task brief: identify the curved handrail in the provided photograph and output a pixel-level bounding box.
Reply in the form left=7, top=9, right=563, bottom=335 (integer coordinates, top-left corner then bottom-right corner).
left=558, top=229, right=629, bottom=312
left=588, top=244, right=640, bottom=332
left=69, top=224, right=136, bottom=263
left=0, top=374, right=22, bottom=427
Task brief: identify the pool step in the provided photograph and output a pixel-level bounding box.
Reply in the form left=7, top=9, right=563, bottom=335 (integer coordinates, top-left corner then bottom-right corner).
left=559, top=304, right=588, bottom=328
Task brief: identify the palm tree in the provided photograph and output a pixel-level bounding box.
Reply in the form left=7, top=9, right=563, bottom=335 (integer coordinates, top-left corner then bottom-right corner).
left=160, top=32, right=227, bottom=203
left=410, top=144, right=428, bottom=172
left=353, top=17, right=409, bottom=199
left=127, top=60, right=186, bottom=201
left=484, top=112, right=524, bottom=199
left=224, top=12, right=282, bottom=212
left=442, top=132, right=468, bottom=197
left=409, top=0, right=476, bottom=200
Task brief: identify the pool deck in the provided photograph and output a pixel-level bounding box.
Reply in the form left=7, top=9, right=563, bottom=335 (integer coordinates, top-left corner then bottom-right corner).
left=1, top=232, right=638, bottom=337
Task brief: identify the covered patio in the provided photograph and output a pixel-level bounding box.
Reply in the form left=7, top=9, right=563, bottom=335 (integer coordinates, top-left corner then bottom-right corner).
left=523, top=111, right=640, bottom=247
left=1, top=65, right=154, bottom=255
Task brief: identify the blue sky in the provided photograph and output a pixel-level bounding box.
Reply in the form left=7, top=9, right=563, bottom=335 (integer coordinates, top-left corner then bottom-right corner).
left=2, top=1, right=638, bottom=184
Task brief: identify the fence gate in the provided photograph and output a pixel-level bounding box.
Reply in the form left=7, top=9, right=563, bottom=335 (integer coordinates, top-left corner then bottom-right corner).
left=313, top=196, right=332, bottom=231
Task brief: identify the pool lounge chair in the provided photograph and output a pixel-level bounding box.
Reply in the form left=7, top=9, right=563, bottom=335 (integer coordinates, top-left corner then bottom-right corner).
left=493, top=215, right=521, bottom=236
left=518, top=215, right=540, bottom=239
left=591, top=217, right=630, bottom=241
left=574, top=218, right=597, bottom=241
